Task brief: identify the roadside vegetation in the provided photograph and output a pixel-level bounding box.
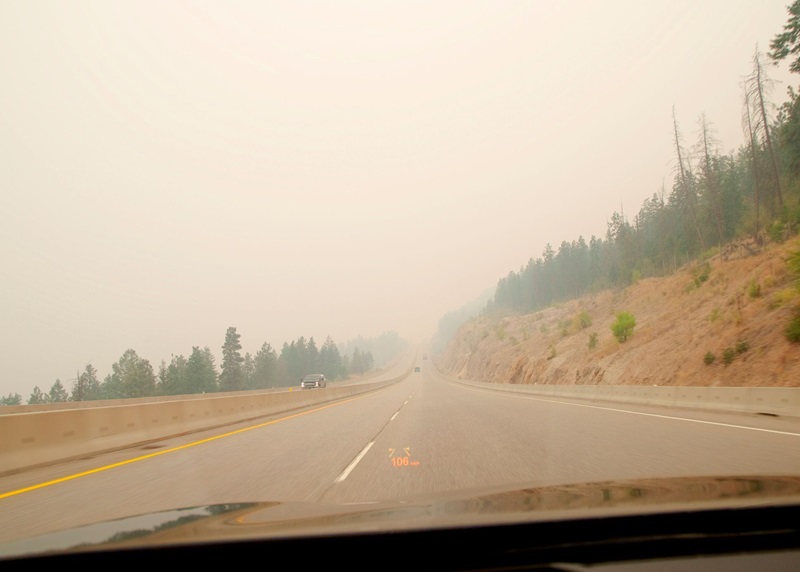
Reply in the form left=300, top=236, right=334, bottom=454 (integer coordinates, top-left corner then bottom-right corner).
left=611, top=312, right=636, bottom=343
left=0, top=329, right=406, bottom=405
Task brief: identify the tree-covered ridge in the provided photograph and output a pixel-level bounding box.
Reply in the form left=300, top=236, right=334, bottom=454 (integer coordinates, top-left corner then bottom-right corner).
left=337, top=331, right=407, bottom=368
left=491, top=11, right=800, bottom=316
left=0, top=327, right=405, bottom=405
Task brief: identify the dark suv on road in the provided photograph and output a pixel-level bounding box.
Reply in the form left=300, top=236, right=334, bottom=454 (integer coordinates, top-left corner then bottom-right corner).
left=301, top=374, right=327, bottom=389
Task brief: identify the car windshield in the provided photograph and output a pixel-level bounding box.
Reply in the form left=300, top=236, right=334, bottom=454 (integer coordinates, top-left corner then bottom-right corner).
left=1, top=0, right=800, bottom=561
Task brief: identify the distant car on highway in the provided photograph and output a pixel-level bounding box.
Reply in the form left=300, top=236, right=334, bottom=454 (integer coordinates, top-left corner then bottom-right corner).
left=414, top=367, right=420, bottom=373
left=300, top=374, right=327, bottom=389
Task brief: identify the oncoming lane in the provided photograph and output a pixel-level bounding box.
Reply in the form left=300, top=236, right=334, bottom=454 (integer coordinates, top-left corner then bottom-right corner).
left=0, top=373, right=422, bottom=543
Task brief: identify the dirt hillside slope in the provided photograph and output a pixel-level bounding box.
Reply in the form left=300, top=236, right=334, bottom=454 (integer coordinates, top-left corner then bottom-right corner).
left=438, top=239, right=800, bottom=387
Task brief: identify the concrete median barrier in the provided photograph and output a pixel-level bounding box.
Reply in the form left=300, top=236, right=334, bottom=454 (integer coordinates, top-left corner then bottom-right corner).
left=430, top=364, right=800, bottom=418
left=0, top=373, right=407, bottom=475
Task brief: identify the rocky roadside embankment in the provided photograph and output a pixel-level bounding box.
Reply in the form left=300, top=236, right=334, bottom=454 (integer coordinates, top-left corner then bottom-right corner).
left=437, top=239, right=800, bottom=388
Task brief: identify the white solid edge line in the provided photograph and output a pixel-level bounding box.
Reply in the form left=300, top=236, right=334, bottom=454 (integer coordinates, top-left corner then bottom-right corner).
left=336, top=441, right=374, bottom=483
left=443, top=378, right=800, bottom=438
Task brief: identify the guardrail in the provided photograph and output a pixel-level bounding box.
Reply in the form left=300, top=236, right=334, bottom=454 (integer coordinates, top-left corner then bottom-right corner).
left=429, top=362, right=800, bottom=418
left=0, top=369, right=410, bottom=476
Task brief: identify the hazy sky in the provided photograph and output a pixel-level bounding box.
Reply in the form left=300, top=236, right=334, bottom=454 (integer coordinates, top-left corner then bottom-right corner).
left=1, top=1, right=795, bottom=397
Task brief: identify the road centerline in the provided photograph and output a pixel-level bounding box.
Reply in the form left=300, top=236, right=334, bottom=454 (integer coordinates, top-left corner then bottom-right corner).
left=335, top=442, right=374, bottom=483
left=0, top=393, right=374, bottom=501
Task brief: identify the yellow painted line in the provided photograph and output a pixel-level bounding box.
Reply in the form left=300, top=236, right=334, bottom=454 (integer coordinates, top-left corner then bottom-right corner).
left=0, top=394, right=370, bottom=501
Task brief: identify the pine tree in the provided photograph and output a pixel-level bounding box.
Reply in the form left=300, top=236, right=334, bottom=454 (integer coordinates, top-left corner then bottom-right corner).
left=28, top=386, right=48, bottom=404
left=72, top=364, right=101, bottom=401
left=108, top=349, right=157, bottom=398
left=99, top=373, right=122, bottom=400
left=364, top=351, right=375, bottom=372
left=159, top=354, right=188, bottom=395
left=351, top=348, right=364, bottom=374
left=319, top=336, right=342, bottom=380
left=307, top=337, right=319, bottom=373
left=242, top=352, right=255, bottom=389
left=186, top=346, right=218, bottom=393
left=770, top=0, right=800, bottom=73
left=219, top=327, right=245, bottom=392
left=0, top=393, right=22, bottom=406
left=251, top=342, right=278, bottom=389
left=48, top=379, right=69, bottom=402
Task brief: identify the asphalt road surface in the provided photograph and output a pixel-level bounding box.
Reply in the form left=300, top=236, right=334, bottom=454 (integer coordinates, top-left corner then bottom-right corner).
left=2, top=357, right=799, bottom=545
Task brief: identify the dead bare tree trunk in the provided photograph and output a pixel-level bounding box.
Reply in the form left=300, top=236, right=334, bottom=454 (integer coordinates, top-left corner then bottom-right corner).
left=748, top=48, right=784, bottom=216
left=743, top=91, right=762, bottom=241
left=672, top=107, right=706, bottom=252
left=699, top=113, right=725, bottom=244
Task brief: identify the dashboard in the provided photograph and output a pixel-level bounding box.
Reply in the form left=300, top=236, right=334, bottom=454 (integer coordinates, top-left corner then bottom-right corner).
left=3, top=502, right=799, bottom=570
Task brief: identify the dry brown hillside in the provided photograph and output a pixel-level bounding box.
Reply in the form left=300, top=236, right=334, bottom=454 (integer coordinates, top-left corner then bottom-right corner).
left=438, top=238, right=800, bottom=388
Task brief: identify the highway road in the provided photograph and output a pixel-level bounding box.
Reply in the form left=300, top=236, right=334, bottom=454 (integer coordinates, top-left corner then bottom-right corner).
left=2, top=356, right=800, bottom=546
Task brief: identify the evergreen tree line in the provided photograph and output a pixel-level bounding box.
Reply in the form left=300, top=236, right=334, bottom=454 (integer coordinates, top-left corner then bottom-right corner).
left=433, top=289, right=494, bottom=354
left=491, top=31, right=800, bottom=315
left=337, top=331, right=407, bottom=368
left=0, top=326, right=399, bottom=405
